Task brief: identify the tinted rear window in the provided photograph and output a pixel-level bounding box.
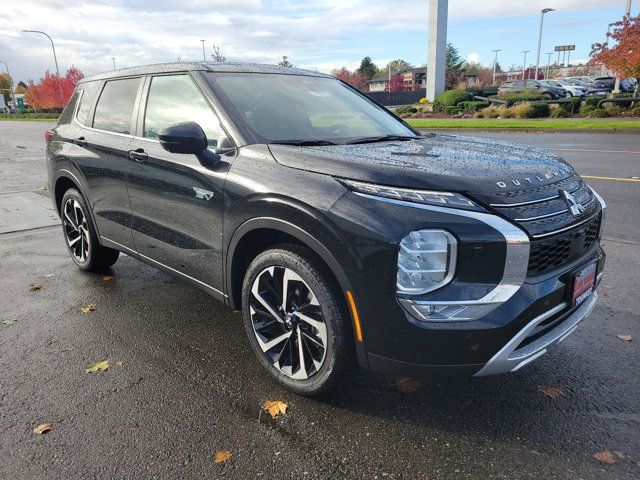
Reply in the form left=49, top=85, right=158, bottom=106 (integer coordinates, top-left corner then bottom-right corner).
left=93, top=77, right=140, bottom=134
left=75, top=81, right=101, bottom=126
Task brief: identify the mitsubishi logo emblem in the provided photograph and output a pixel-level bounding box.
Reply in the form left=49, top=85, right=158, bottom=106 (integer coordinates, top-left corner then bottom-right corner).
left=559, top=190, right=584, bottom=217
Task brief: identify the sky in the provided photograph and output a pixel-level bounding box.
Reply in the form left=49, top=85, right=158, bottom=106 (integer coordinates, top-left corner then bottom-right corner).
left=0, top=0, right=635, bottom=84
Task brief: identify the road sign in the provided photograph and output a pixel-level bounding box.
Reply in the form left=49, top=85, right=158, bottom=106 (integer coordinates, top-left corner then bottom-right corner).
left=554, top=45, right=575, bottom=52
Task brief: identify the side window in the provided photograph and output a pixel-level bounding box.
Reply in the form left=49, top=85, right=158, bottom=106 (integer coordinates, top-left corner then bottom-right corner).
left=144, top=75, right=221, bottom=147
left=75, top=81, right=101, bottom=126
left=57, top=91, right=79, bottom=125
left=93, top=77, right=140, bottom=134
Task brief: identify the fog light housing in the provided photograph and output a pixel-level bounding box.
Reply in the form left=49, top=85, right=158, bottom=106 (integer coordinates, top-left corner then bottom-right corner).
left=396, top=229, right=456, bottom=295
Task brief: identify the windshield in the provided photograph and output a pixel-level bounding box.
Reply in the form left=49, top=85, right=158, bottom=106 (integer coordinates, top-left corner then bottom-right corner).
left=206, top=73, right=418, bottom=144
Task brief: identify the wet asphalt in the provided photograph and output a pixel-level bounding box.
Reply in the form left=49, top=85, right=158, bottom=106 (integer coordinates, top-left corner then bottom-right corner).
left=0, top=121, right=638, bottom=479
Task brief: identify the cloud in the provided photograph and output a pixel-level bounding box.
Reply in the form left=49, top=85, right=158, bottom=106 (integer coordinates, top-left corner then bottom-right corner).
left=467, top=53, right=481, bottom=64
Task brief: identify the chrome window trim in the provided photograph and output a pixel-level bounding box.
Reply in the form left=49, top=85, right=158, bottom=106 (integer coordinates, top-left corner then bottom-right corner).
left=355, top=192, right=530, bottom=309
left=474, top=292, right=598, bottom=376
left=100, top=236, right=226, bottom=298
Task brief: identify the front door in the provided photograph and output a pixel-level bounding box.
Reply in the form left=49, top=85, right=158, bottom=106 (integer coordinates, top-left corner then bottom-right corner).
left=126, top=73, right=232, bottom=296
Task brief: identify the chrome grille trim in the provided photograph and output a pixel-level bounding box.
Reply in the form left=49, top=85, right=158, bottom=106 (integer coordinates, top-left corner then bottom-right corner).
left=489, top=184, right=581, bottom=208
left=530, top=211, right=600, bottom=239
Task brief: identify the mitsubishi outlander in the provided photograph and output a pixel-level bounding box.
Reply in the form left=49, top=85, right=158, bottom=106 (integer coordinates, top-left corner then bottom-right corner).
left=46, top=63, right=605, bottom=395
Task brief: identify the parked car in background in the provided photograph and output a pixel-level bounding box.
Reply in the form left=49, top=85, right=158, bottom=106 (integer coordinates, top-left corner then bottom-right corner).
left=498, top=79, right=567, bottom=99
left=542, top=79, right=587, bottom=97
left=565, top=76, right=596, bottom=85
left=590, top=77, right=616, bottom=96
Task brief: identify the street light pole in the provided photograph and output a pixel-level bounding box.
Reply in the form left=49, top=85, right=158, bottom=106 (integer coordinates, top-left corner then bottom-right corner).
left=112, top=57, right=116, bottom=70
left=22, top=30, right=63, bottom=106
left=521, top=50, right=530, bottom=79
left=491, top=49, right=501, bottom=85
left=534, top=8, right=555, bottom=82
left=545, top=52, right=553, bottom=79
left=0, top=61, right=16, bottom=110
left=200, top=40, right=206, bottom=62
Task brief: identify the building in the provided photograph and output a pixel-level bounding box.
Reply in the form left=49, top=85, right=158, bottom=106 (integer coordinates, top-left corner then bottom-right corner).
left=368, top=67, right=427, bottom=92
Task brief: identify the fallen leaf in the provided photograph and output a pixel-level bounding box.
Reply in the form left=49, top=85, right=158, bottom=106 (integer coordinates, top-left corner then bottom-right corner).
left=80, top=304, right=97, bottom=314
left=28, top=284, right=42, bottom=292
left=594, top=450, right=616, bottom=465
left=392, top=377, right=422, bottom=394
left=39, top=273, right=55, bottom=278
left=613, top=451, right=625, bottom=459
left=115, top=360, right=124, bottom=367
left=214, top=450, right=233, bottom=464
left=102, top=275, right=114, bottom=281
left=85, top=360, right=110, bottom=373
left=617, top=334, right=632, bottom=342
left=263, top=400, right=288, bottom=418
left=2, top=319, right=17, bottom=326
left=538, top=385, right=567, bottom=399
left=33, top=422, right=52, bottom=435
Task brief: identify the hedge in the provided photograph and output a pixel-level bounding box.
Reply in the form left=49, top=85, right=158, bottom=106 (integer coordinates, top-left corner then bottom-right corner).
left=434, top=89, right=471, bottom=110
left=395, top=106, right=418, bottom=115
left=443, top=105, right=463, bottom=115
left=494, top=90, right=546, bottom=106
left=559, top=96, right=582, bottom=113
left=458, top=100, right=489, bottom=112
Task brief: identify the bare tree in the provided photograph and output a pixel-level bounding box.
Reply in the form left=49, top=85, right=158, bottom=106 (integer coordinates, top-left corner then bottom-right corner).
left=211, top=45, right=226, bottom=63
left=278, top=56, right=293, bottom=67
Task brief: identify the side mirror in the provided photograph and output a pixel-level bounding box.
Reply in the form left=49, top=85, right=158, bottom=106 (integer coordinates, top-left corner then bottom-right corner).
left=158, top=121, right=220, bottom=167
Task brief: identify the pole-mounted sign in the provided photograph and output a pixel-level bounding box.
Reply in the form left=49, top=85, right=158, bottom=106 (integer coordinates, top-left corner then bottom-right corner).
left=554, top=45, right=575, bottom=52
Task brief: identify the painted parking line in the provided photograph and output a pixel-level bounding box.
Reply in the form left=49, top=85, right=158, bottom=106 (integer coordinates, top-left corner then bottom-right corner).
left=553, top=148, right=640, bottom=155
left=582, top=175, right=640, bottom=183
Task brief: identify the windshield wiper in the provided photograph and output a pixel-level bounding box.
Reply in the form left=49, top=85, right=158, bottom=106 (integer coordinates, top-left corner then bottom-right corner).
left=271, top=139, right=338, bottom=146
left=345, top=135, right=419, bottom=145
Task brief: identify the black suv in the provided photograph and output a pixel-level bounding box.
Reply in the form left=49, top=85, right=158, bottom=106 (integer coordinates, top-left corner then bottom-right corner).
left=498, top=79, right=567, bottom=99
left=47, top=63, right=605, bottom=395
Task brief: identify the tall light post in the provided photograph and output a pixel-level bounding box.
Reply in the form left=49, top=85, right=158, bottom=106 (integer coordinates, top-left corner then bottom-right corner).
left=534, top=8, right=555, bottom=82
left=200, top=39, right=206, bottom=62
left=544, top=52, right=553, bottom=79
left=491, top=49, right=501, bottom=85
left=112, top=57, right=116, bottom=69
left=22, top=30, right=63, bottom=106
left=0, top=60, right=16, bottom=109
left=521, top=50, right=530, bottom=79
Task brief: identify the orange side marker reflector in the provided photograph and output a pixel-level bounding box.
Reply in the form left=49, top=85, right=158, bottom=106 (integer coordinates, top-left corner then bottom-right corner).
left=345, top=290, right=363, bottom=342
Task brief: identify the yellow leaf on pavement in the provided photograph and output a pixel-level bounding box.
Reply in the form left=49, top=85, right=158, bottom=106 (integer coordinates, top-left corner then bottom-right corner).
left=214, top=450, right=233, bottom=464
left=33, top=422, right=52, bottom=435
left=263, top=400, right=288, bottom=418
left=538, top=385, right=567, bottom=399
left=594, top=450, right=616, bottom=465
left=29, top=284, right=42, bottom=292
left=2, top=319, right=17, bottom=326
left=103, top=275, right=114, bottom=281
left=393, top=377, right=421, bottom=394
left=85, top=360, right=110, bottom=373
left=617, top=334, right=632, bottom=342
left=80, top=304, right=97, bottom=314
left=115, top=360, right=124, bottom=367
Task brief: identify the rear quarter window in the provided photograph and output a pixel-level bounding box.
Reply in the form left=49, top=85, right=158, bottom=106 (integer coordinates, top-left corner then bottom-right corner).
left=75, top=81, right=102, bottom=126
left=57, top=91, right=79, bottom=125
left=92, top=77, right=141, bottom=134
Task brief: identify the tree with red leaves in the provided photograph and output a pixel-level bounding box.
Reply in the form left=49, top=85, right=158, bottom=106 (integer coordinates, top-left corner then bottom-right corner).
left=590, top=15, right=640, bottom=96
left=389, top=74, right=404, bottom=92
left=26, top=67, right=84, bottom=111
left=332, top=67, right=368, bottom=91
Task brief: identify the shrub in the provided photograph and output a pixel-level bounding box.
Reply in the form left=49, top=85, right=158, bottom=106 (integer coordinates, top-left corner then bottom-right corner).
left=497, top=105, right=514, bottom=118
left=458, top=100, right=488, bottom=112
left=559, top=96, right=582, bottom=114
left=584, top=96, right=601, bottom=108
left=443, top=105, right=462, bottom=115
left=587, top=108, right=610, bottom=118
left=495, top=90, right=545, bottom=106
left=612, top=93, right=633, bottom=109
left=550, top=107, right=571, bottom=118
left=604, top=104, right=622, bottom=116
left=580, top=104, right=596, bottom=116
left=395, top=106, right=417, bottom=115
left=434, top=89, right=471, bottom=109
left=418, top=97, right=428, bottom=104
left=510, top=102, right=550, bottom=119
left=478, top=105, right=501, bottom=118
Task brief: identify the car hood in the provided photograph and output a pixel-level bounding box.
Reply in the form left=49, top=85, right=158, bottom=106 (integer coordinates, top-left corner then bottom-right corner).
left=268, top=134, right=574, bottom=195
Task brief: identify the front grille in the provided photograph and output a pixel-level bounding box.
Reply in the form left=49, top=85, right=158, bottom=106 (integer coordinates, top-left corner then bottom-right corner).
left=476, top=173, right=602, bottom=276
left=527, top=215, right=600, bottom=275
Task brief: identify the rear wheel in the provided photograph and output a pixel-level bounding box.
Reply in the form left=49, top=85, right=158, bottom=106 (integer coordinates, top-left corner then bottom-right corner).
left=60, top=188, right=119, bottom=271
left=241, top=245, right=351, bottom=396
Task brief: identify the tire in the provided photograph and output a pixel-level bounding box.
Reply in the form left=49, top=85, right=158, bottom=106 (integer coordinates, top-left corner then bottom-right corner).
left=60, top=188, right=119, bottom=271
left=241, top=245, right=351, bottom=396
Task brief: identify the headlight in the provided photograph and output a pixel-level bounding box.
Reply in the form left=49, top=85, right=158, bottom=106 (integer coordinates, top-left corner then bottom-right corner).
left=339, top=179, right=483, bottom=211
left=397, top=229, right=457, bottom=295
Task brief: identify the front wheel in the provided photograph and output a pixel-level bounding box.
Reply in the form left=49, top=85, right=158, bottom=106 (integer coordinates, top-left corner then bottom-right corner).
left=241, top=245, right=351, bottom=396
left=60, top=188, right=119, bottom=271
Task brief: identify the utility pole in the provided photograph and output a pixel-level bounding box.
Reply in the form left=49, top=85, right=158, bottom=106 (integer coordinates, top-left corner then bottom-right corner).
left=426, top=0, right=448, bottom=101
left=545, top=52, right=553, bottom=79
left=112, top=57, right=116, bottom=69
left=22, top=30, right=63, bottom=107
left=534, top=8, right=555, bottom=83
left=521, top=50, right=530, bottom=79
left=0, top=61, right=16, bottom=110
left=491, top=49, right=500, bottom=85
left=201, top=39, right=206, bottom=62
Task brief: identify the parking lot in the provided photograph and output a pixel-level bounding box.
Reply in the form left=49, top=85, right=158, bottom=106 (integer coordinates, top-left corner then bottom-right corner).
left=0, top=121, right=638, bottom=479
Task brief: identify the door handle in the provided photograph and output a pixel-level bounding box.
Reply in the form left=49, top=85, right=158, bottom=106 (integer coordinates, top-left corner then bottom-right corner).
left=128, top=149, right=148, bottom=162
left=73, top=137, right=87, bottom=147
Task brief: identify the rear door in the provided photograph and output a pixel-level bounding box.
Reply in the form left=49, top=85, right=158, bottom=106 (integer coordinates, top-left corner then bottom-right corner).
left=71, top=77, right=143, bottom=250
left=126, top=73, right=232, bottom=296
